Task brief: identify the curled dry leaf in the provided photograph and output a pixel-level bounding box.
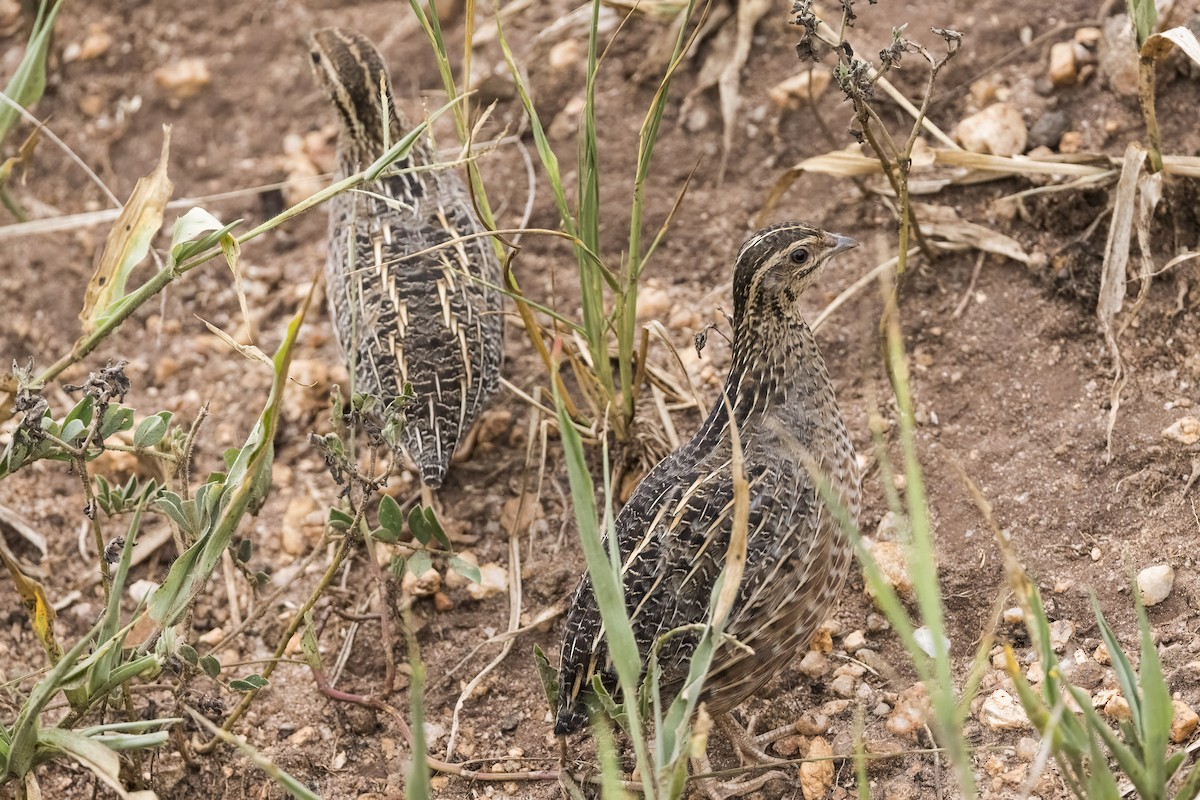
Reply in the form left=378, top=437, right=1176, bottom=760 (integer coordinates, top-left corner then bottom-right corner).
left=79, top=127, right=173, bottom=336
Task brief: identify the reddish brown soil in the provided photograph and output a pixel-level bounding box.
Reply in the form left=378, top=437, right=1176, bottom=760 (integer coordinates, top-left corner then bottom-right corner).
left=1, top=1, right=1198, bottom=799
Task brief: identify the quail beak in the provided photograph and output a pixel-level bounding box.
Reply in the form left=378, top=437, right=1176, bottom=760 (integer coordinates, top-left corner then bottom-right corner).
left=827, top=233, right=859, bottom=257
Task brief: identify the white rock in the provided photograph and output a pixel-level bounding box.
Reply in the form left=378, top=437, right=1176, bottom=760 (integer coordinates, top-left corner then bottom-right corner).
left=980, top=689, right=1031, bottom=730
left=1162, top=416, right=1200, bottom=445
left=466, top=562, right=508, bottom=601
left=913, top=626, right=950, bottom=658
left=127, top=579, right=159, bottom=604
left=1137, top=564, right=1175, bottom=606
left=1049, top=619, right=1075, bottom=651
left=842, top=630, right=867, bottom=651
left=863, top=539, right=915, bottom=603
left=1002, top=606, right=1024, bottom=625
left=402, top=567, right=442, bottom=598
left=954, top=103, right=1028, bottom=156
left=798, top=650, right=830, bottom=679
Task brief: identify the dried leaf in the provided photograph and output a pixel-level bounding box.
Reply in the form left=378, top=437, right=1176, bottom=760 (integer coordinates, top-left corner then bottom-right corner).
left=914, top=203, right=1029, bottom=264
left=1098, top=144, right=1144, bottom=333
left=0, top=519, right=61, bottom=664
left=199, top=316, right=271, bottom=368
left=1141, top=25, right=1200, bottom=66
left=79, top=127, right=173, bottom=335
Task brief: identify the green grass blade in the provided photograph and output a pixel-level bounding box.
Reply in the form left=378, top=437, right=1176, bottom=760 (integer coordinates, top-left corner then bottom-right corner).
left=1131, top=587, right=1171, bottom=793
left=149, top=279, right=312, bottom=626
left=552, top=354, right=654, bottom=799
left=0, top=0, right=64, bottom=143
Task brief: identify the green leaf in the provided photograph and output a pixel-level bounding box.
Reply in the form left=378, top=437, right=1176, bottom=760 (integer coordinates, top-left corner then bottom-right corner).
left=1127, top=0, right=1157, bottom=47
left=229, top=673, right=269, bottom=692
left=199, top=654, right=221, bottom=679
left=532, top=645, right=559, bottom=709
left=168, top=207, right=240, bottom=266
left=236, top=539, right=252, bottom=563
left=407, top=550, right=432, bottom=577
left=387, top=555, right=406, bottom=579
left=378, top=494, right=403, bottom=536
left=407, top=505, right=432, bottom=545
left=99, top=405, right=134, bottom=440
left=327, top=507, right=354, bottom=531
left=0, top=0, right=65, bottom=143
left=371, top=527, right=400, bottom=544
left=424, top=506, right=452, bottom=551
left=60, top=418, right=86, bottom=445
left=64, top=394, right=95, bottom=429
left=133, top=411, right=172, bottom=448
left=448, top=555, right=480, bottom=585
left=177, top=644, right=198, bottom=666
left=300, top=610, right=322, bottom=672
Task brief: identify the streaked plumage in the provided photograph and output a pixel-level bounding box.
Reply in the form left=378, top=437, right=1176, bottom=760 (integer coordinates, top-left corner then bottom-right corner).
left=555, top=222, right=860, bottom=735
left=309, top=28, right=502, bottom=487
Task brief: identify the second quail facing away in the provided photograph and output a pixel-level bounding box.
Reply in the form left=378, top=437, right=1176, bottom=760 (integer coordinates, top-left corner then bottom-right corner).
left=309, top=28, right=503, bottom=488
left=556, top=222, right=861, bottom=738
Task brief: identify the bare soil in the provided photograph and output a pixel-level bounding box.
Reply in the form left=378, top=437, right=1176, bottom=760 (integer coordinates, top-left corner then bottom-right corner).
left=1, top=1, right=1198, bottom=799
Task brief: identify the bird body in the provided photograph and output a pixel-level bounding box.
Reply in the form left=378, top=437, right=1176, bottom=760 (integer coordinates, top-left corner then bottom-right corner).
left=556, top=223, right=860, bottom=735
left=309, top=28, right=502, bottom=488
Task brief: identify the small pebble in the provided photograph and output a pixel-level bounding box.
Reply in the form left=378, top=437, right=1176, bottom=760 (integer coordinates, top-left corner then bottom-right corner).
left=980, top=689, right=1031, bottom=730
left=1049, top=41, right=1078, bottom=86
left=1016, top=735, right=1040, bottom=761
left=829, top=673, right=858, bottom=698
left=1104, top=693, right=1132, bottom=721
left=842, top=630, right=866, bottom=651
left=954, top=102, right=1028, bottom=156
left=1137, top=564, right=1175, bottom=606
left=1162, top=416, right=1200, bottom=445
left=799, top=737, right=834, bottom=800
left=1049, top=619, right=1076, bottom=651
left=798, top=650, right=830, bottom=679
left=1170, top=699, right=1199, bottom=743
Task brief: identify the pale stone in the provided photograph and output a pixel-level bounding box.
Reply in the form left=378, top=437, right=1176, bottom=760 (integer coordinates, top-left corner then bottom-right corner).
left=980, top=689, right=1031, bottom=730
left=153, top=58, right=211, bottom=99
left=955, top=103, right=1028, bottom=156
left=1137, top=564, right=1175, bottom=606
left=402, top=567, right=442, bottom=598
left=1049, top=41, right=1078, bottom=86
left=1162, top=416, right=1200, bottom=445
left=800, top=737, right=834, bottom=799
left=1170, top=699, right=1199, bottom=743
left=466, top=562, right=508, bottom=601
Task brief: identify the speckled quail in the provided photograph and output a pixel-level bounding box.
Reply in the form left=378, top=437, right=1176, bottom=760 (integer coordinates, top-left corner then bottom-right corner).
left=309, top=27, right=503, bottom=489
left=556, top=222, right=860, bottom=736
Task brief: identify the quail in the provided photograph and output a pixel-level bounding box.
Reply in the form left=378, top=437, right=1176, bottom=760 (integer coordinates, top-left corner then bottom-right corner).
left=555, top=222, right=860, bottom=746
left=308, top=27, right=503, bottom=490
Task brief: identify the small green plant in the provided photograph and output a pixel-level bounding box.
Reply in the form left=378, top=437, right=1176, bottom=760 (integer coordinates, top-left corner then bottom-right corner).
left=1003, top=568, right=1200, bottom=799
left=543, top=346, right=749, bottom=800
left=491, top=1, right=704, bottom=438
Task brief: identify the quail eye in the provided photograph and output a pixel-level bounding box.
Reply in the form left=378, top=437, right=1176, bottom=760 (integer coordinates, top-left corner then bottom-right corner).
left=310, top=51, right=321, bottom=64
left=790, top=248, right=810, bottom=265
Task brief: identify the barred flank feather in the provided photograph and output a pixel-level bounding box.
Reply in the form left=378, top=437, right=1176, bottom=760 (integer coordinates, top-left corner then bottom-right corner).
left=309, top=28, right=502, bottom=488
left=555, top=223, right=861, bottom=735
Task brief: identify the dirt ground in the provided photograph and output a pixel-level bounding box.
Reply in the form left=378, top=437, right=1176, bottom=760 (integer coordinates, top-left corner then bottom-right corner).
left=1, top=0, right=1199, bottom=798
